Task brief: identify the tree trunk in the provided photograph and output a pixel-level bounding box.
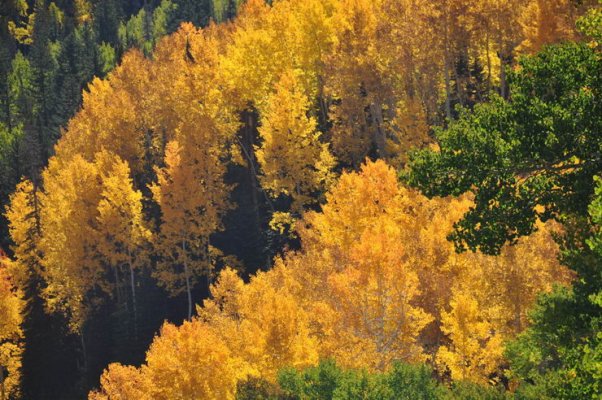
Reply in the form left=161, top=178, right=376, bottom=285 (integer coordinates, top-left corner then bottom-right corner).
left=32, top=184, right=42, bottom=235
left=315, top=74, right=327, bottom=122
left=499, top=51, right=512, bottom=100
left=443, top=34, right=453, bottom=119
left=486, top=31, right=492, bottom=91
left=183, top=240, right=192, bottom=320
left=439, top=0, right=454, bottom=120
left=245, top=111, right=262, bottom=232
left=79, top=326, right=88, bottom=389
left=128, top=248, right=138, bottom=338
left=370, top=102, right=387, bottom=159
left=500, top=56, right=507, bottom=99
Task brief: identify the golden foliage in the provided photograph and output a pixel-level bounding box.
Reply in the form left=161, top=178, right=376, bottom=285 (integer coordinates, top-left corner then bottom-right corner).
left=0, top=252, right=24, bottom=399
left=89, top=364, right=150, bottom=400
left=436, top=292, right=505, bottom=384
left=16, top=0, right=586, bottom=339
left=2, top=0, right=587, bottom=396
left=91, top=321, right=244, bottom=400
left=5, top=180, right=40, bottom=288
left=257, top=69, right=335, bottom=223
left=93, top=160, right=571, bottom=397
left=39, top=155, right=105, bottom=332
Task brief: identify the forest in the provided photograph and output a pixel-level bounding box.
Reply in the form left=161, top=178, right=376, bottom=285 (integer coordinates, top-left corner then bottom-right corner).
left=0, top=0, right=601, bottom=399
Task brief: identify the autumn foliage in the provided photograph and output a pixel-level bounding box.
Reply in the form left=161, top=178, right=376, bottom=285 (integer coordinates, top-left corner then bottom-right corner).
left=91, top=161, right=571, bottom=398
left=0, top=251, right=23, bottom=400
left=2, top=0, right=594, bottom=398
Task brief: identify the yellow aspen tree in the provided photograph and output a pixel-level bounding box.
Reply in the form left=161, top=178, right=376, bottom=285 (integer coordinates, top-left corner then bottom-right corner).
left=297, top=159, right=411, bottom=268
left=95, top=151, right=151, bottom=331
left=219, top=0, right=332, bottom=108
left=274, top=0, right=337, bottom=105
left=256, top=69, right=335, bottom=231
left=325, top=0, right=388, bottom=166
left=220, top=0, right=278, bottom=109
left=151, top=22, right=237, bottom=147
left=54, top=50, right=151, bottom=172
left=91, top=321, right=243, bottom=400
left=151, top=139, right=231, bottom=320
left=38, top=155, right=104, bottom=336
left=5, top=179, right=42, bottom=289
left=138, top=321, right=242, bottom=400
left=518, top=0, right=585, bottom=53
left=463, top=224, right=573, bottom=336
left=219, top=0, right=337, bottom=238
left=323, top=219, right=433, bottom=370
left=436, top=291, right=504, bottom=384
left=433, top=223, right=571, bottom=383
left=146, top=24, right=238, bottom=321
left=201, top=266, right=319, bottom=380
left=0, top=252, right=23, bottom=400
left=292, top=160, right=433, bottom=369
left=405, top=194, right=473, bottom=346
left=89, top=364, right=151, bottom=400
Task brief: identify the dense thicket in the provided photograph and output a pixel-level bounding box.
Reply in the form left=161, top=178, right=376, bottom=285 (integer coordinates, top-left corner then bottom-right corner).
left=1, top=0, right=600, bottom=399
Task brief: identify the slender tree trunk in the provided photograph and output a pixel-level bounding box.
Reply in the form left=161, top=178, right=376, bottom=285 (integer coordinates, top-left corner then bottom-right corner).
left=79, top=326, right=88, bottom=389
left=183, top=240, right=192, bottom=320
left=128, top=249, right=138, bottom=338
left=317, top=76, right=329, bottom=129
left=237, top=111, right=275, bottom=214
left=370, top=102, right=387, bottom=159
left=245, top=111, right=261, bottom=232
left=500, top=55, right=507, bottom=99
left=204, top=241, right=213, bottom=288
left=486, top=31, right=492, bottom=91
left=443, top=24, right=453, bottom=119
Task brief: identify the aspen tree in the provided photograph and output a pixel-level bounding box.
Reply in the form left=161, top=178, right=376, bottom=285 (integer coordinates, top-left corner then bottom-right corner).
left=95, top=150, right=151, bottom=331
left=0, top=252, right=23, bottom=400
left=256, top=69, right=335, bottom=230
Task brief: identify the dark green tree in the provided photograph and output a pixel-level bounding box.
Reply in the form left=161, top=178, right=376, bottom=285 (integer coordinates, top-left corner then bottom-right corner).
left=406, top=42, right=602, bottom=255
left=29, top=0, right=60, bottom=163
left=93, top=0, right=125, bottom=45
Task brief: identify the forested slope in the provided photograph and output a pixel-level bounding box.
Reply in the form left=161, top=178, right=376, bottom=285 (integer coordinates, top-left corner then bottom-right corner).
left=1, top=0, right=601, bottom=399
left=1, top=1, right=237, bottom=397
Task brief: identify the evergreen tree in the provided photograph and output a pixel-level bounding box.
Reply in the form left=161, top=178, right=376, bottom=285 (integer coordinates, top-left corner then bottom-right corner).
left=29, top=0, right=59, bottom=164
